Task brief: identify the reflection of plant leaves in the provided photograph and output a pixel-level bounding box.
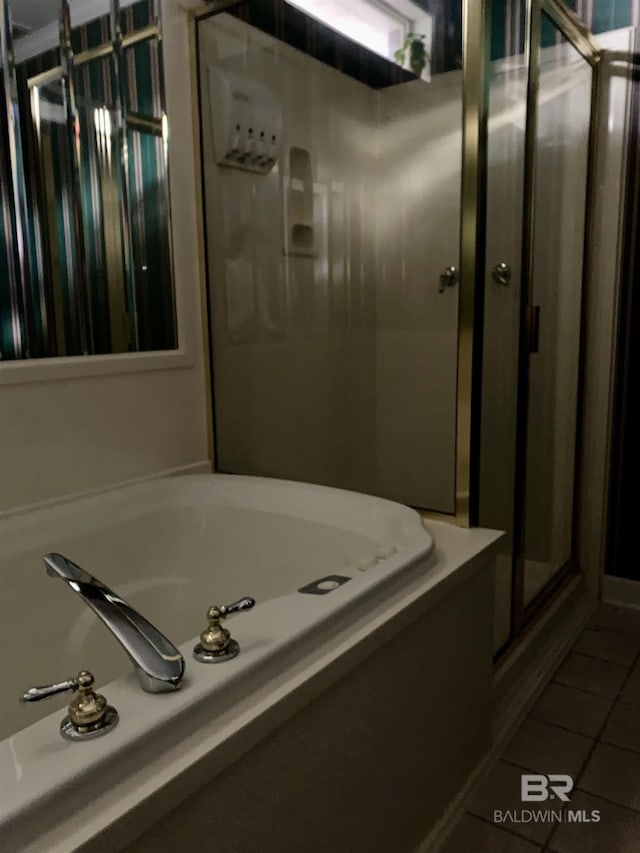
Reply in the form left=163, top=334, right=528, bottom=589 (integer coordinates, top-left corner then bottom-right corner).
left=395, top=32, right=429, bottom=71
left=410, top=41, right=426, bottom=63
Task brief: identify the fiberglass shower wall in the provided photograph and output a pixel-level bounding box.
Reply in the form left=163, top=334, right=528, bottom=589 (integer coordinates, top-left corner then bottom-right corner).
left=199, top=13, right=378, bottom=496
left=374, top=73, right=461, bottom=510
left=199, top=10, right=462, bottom=513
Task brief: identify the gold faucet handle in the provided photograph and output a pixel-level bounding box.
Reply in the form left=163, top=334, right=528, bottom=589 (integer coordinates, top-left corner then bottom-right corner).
left=194, top=597, right=255, bottom=663
left=21, top=670, right=119, bottom=741
left=67, top=671, right=109, bottom=729
left=199, top=606, right=232, bottom=652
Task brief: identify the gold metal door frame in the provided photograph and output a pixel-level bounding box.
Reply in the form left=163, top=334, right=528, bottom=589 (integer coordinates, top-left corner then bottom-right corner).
left=457, top=0, right=491, bottom=526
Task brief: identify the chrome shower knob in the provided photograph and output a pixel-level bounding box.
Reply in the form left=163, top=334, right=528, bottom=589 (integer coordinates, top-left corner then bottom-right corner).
left=21, top=670, right=119, bottom=741
left=439, top=265, right=459, bottom=293
left=193, top=597, right=255, bottom=663
left=492, top=262, right=512, bottom=286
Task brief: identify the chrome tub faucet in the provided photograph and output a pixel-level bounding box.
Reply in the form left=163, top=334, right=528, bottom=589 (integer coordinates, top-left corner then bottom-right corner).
left=44, top=552, right=185, bottom=693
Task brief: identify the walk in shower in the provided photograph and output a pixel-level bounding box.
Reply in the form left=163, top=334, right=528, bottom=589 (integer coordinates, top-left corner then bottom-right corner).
left=195, top=0, right=637, bottom=659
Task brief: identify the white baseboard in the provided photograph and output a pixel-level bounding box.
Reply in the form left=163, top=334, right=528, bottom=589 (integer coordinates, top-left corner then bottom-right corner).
left=417, top=581, right=595, bottom=853
left=602, top=575, right=640, bottom=611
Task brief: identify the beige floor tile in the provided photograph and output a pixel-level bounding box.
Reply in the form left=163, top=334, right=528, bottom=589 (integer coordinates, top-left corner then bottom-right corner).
left=530, top=683, right=613, bottom=737
left=440, top=814, right=541, bottom=853
left=602, top=700, right=640, bottom=754
left=554, top=652, right=629, bottom=698
left=573, top=627, right=640, bottom=667
left=620, top=662, right=640, bottom=707
left=579, top=742, right=640, bottom=812
left=502, top=717, right=593, bottom=777
left=548, top=790, right=640, bottom=853
left=467, top=760, right=560, bottom=844
left=590, top=604, right=640, bottom=637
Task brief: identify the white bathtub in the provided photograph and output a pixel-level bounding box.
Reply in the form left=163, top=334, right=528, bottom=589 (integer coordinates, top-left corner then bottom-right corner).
left=0, top=474, right=500, bottom=853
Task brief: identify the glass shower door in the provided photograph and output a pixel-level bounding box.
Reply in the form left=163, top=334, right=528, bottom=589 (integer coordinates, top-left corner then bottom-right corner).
left=521, top=17, right=593, bottom=607
left=482, top=2, right=595, bottom=654
left=480, top=3, right=527, bottom=654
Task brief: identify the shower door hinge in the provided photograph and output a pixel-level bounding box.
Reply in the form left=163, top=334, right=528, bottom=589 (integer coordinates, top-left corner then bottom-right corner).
left=527, top=305, right=540, bottom=354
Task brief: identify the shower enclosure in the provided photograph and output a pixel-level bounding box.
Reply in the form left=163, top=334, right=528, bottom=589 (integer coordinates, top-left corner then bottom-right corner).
left=195, top=0, right=621, bottom=658
left=480, top=3, right=601, bottom=654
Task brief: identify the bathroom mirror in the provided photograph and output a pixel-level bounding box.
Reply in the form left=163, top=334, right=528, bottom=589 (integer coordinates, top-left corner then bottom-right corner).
left=0, top=0, right=176, bottom=360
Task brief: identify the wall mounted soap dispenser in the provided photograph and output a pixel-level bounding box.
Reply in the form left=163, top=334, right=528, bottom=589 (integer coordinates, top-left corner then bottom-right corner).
left=209, top=66, right=282, bottom=175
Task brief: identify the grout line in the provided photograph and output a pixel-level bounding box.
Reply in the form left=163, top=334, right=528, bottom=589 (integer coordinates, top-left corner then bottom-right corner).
left=574, top=786, right=640, bottom=815
left=592, top=604, right=640, bottom=636
left=550, top=677, right=621, bottom=701
left=544, top=639, right=640, bottom=848
left=454, top=613, right=640, bottom=853
left=519, top=629, right=640, bottom=852
left=559, top=648, right=633, bottom=669
left=500, top=757, right=547, bottom=773
left=488, top=758, right=572, bottom=851
left=527, top=711, right=605, bottom=740
left=580, top=622, right=640, bottom=640
left=599, top=735, right=640, bottom=757
left=539, top=681, right=622, bottom=701
left=567, top=645, right=640, bottom=668
left=565, top=645, right=639, bottom=782
left=542, top=636, right=640, bottom=853
left=465, top=810, right=551, bottom=848
left=590, top=643, right=640, bottom=742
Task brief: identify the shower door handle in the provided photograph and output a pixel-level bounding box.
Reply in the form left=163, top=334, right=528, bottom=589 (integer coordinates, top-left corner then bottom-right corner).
left=528, top=305, right=541, bottom=354
left=439, top=266, right=459, bottom=293
left=492, top=262, right=511, bottom=286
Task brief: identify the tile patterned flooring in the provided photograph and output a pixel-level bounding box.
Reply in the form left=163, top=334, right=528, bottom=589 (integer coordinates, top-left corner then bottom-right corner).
left=441, top=604, right=640, bottom=853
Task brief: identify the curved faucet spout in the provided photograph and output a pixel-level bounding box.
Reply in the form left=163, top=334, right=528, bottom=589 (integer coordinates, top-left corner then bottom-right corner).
left=44, top=552, right=185, bottom=693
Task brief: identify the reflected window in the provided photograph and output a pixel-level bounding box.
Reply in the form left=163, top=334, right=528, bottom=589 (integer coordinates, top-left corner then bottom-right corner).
left=285, top=0, right=432, bottom=70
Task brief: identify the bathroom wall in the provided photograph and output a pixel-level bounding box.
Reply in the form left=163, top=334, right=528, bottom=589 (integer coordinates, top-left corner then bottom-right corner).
left=200, top=14, right=462, bottom=513
left=199, top=13, right=379, bottom=496
left=0, top=2, right=211, bottom=512
left=374, top=74, right=461, bottom=510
